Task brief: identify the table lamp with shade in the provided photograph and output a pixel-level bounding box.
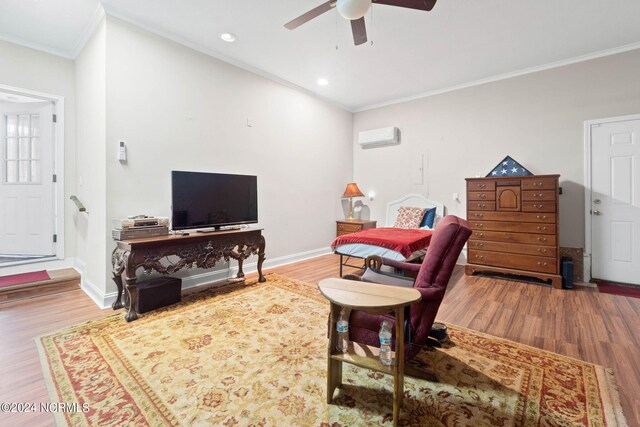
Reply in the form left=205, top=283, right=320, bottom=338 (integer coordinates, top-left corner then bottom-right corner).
left=342, top=183, right=364, bottom=220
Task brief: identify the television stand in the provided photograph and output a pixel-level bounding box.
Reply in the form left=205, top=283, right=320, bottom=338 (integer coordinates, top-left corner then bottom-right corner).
left=111, top=228, right=266, bottom=322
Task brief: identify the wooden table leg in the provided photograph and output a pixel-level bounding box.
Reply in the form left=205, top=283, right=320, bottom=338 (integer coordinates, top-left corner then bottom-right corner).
left=236, top=256, right=245, bottom=279
left=257, top=236, right=266, bottom=282
left=112, top=273, right=124, bottom=310
left=124, top=276, right=139, bottom=322
left=327, top=302, right=342, bottom=403
left=393, top=307, right=405, bottom=427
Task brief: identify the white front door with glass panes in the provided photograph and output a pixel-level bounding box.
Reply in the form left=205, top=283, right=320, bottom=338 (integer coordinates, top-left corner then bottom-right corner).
left=0, top=102, right=55, bottom=256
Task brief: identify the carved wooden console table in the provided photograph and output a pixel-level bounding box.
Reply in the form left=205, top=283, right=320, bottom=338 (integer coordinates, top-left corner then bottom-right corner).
left=111, top=228, right=266, bottom=322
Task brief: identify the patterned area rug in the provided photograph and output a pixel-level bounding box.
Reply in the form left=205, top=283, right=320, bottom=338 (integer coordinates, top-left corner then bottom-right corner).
left=37, top=274, right=627, bottom=426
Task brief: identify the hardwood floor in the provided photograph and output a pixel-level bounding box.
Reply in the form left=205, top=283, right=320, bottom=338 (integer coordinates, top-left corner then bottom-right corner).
left=1, top=254, right=638, bottom=426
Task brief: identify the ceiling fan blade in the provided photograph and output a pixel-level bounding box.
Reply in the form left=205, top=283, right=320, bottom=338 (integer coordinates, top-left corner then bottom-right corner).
left=351, top=17, right=368, bottom=46
left=372, top=0, right=437, bottom=12
left=284, top=1, right=336, bottom=30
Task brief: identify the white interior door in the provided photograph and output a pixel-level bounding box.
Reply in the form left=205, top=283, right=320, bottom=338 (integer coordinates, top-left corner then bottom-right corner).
left=0, top=102, right=55, bottom=256
left=590, top=118, right=640, bottom=285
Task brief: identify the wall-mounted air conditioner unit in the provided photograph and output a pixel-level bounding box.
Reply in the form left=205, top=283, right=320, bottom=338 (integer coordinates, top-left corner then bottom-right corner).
left=358, top=127, right=400, bottom=148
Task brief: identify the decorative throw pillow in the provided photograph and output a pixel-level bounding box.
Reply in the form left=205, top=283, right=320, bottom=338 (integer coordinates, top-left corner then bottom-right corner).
left=394, top=206, right=427, bottom=229
left=420, top=207, right=437, bottom=229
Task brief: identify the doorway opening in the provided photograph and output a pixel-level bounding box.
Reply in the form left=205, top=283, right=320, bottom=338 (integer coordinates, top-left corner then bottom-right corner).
left=0, top=85, right=64, bottom=268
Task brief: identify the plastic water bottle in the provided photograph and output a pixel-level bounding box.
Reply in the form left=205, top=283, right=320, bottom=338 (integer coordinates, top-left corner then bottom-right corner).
left=336, top=309, right=349, bottom=353
left=379, top=320, right=392, bottom=366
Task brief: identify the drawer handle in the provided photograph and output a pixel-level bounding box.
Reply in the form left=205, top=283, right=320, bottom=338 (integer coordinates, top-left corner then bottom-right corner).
left=475, top=255, right=484, bottom=260
left=534, top=204, right=544, bottom=209
left=479, top=184, right=486, bottom=188
left=474, top=213, right=484, bottom=218
left=475, top=223, right=483, bottom=228
left=538, top=249, right=548, bottom=254
left=536, top=226, right=548, bottom=231
left=538, top=237, right=548, bottom=242
left=478, top=193, right=486, bottom=199
left=478, top=204, right=486, bottom=208
left=537, top=261, right=548, bottom=267
left=534, top=193, right=543, bottom=198
left=536, top=215, right=547, bottom=220
left=476, top=243, right=484, bottom=248
left=535, top=182, right=543, bottom=187
left=476, top=232, right=484, bottom=238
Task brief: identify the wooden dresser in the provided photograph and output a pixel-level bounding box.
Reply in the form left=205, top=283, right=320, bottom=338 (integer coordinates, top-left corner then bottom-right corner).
left=336, top=219, right=377, bottom=237
left=465, top=174, right=562, bottom=288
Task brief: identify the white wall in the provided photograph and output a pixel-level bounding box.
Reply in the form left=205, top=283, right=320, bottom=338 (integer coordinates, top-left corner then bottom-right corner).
left=74, top=20, right=107, bottom=293
left=0, top=40, right=76, bottom=261
left=353, top=49, right=640, bottom=248
left=101, top=17, right=353, bottom=293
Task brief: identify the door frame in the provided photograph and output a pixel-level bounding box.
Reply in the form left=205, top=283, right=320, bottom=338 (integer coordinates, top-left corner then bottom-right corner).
left=583, top=113, right=640, bottom=283
left=0, top=83, right=65, bottom=266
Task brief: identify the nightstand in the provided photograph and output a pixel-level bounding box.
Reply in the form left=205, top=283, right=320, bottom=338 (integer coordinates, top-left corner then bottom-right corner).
left=336, top=219, right=377, bottom=237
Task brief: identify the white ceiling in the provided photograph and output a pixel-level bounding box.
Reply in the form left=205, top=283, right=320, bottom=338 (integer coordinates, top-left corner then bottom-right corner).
left=1, top=0, right=640, bottom=111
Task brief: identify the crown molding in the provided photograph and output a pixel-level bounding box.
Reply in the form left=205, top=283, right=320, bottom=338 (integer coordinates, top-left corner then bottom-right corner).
left=353, top=41, right=640, bottom=113
left=0, top=32, right=73, bottom=59
left=70, top=3, right=106, bottom=58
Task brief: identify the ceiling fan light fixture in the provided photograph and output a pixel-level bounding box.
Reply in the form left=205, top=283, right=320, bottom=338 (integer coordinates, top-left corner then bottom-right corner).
left=336, top=0, right=371, bottom=20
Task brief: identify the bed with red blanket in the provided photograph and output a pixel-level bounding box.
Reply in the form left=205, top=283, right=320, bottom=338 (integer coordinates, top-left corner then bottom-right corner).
left=332, top=194, right=444, bottom=275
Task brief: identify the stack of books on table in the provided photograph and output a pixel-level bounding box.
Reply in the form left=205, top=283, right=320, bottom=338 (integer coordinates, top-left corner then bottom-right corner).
left=112, top=216, right=169, bottom=240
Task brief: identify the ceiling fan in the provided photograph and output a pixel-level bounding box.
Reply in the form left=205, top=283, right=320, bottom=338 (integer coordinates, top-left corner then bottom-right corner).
left=284, top=0, right=437, bottom=46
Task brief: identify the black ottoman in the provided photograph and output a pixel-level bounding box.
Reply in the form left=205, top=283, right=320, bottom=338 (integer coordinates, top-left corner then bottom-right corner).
left=136, top=277, right=182, bottom=314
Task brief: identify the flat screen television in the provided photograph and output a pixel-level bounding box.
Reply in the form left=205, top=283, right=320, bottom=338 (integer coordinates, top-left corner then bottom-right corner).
left=171, top=171, right=258, bottom=231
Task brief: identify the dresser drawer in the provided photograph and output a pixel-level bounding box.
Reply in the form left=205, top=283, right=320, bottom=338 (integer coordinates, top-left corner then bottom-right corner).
left=337, top=223, right=363, bottom=234
left=469, top=249, right=557, bottom=274
left=468, top=201, right=496, bottom=211
left=336, top=220, right=376, bottom=237
left=471, top=230, right=556, bottom=246
left=468, top=191, right=496, bottom=201
left=470, top=221, right=556, bottom=234
left=522, top=190, right=556, bottom=201
left=522, top=201, right=556, bottom=213
left=468, top=240, right=556, bottom=258
left=468, top=211, right=555, bottom=223
left=522, top=177, right=557, bottom=190
left=467, top=180, right=496, bottom=191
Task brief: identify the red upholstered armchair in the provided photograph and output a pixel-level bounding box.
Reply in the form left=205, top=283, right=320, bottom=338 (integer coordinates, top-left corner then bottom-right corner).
left=346, top=215, right=471, bottom=373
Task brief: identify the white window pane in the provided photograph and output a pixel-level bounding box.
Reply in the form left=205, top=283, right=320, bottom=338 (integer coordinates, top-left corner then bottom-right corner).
left=30, top=114, right=40, bottom=137
left=18, top=160, right=30, bottom=182
left=19, top=138, right=30, bottom=159
left=7, top=138, right=18, bottom=160
left=6, top=160, right=17, bottom=183
left=18, top=115, right=30, bottom=137
left=31, top=137, right=40, bottom=159
left=30, top=160, right=40, bottom=182
left=6, top=115, right=17, bottom=137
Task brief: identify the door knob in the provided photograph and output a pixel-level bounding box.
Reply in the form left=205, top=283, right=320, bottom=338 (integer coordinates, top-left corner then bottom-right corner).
left=593, top=210, right=601, bottom=216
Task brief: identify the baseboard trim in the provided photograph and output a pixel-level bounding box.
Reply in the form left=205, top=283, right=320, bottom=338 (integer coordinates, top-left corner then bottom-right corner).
left=75, top=258, right=117, bottom=310
left=181, top=247, right=332, bottom=291
left=78, top=247, right=332, bottom=309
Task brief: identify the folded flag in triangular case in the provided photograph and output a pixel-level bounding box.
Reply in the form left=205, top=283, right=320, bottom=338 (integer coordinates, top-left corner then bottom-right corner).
left=486, top=156, right=533, bottom=177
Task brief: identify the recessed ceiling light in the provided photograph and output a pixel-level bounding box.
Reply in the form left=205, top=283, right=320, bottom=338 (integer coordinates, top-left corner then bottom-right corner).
left=317, top=78, right=329, bottom=86
left=219, top=33, right=237, bottom=43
